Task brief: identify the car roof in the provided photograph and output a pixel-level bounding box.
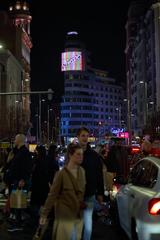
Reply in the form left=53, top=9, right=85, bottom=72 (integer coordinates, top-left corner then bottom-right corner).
left=140, top=156, right=160, bottom=167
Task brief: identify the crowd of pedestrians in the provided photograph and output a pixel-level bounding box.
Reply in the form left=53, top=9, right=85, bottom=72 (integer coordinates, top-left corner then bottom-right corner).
left=0, top=130, right=156, bottom=239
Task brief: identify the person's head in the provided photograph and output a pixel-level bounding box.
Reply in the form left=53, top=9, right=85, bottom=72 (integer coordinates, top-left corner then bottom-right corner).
left=77, top=127, right=90, bottom=147
left=48, top=144, right=57, bottom=158
left=96, top=144, right=109, bottom=158
left=14, top=134, right=26, bottom=148
left=35, top=145, right=46, bottom=160
left=66, top=143, right=83, bottom=166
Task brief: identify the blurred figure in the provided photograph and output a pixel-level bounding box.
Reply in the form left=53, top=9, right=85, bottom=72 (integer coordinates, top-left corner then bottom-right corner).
left=40, top=143, right=86, bottom=240
left=77, top=127, right=104, bottom=240
left=7, top=134, right=32, bottom=232
left=3, top=147, right=18, bottom=187
left=141, top=135, right=152, bottom=156
left=47, top=144, right=59, bottom=185
left=106, top=138, right=129, bottom=180
left=30, top=145, right=49, bottom=217
left=96, top=143, right=113, bottom=195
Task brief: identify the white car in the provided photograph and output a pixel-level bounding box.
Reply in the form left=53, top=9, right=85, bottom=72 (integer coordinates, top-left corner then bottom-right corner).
left=116, top=156, right=160, bottom=240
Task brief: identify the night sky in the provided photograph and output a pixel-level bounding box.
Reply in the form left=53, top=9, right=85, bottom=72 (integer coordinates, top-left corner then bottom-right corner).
left=1, top=0, right=134, bottom=100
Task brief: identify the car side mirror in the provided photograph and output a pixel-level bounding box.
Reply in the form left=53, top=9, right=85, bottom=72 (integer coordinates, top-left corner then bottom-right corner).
left=113, top=176, right=127, bottom=185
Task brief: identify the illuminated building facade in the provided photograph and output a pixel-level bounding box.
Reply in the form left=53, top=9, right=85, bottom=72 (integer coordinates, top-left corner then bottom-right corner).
left=0, top=1, right=32, bottom=140
left=61, top=32, right=126, bottom=142
left=126, top=0, right=160, bottom=135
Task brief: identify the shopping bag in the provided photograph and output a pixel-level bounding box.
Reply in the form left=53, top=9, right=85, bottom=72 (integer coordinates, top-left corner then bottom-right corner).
left=32, top=222, right=49, bottom=240
left=10, top=189, right=27, bottom=209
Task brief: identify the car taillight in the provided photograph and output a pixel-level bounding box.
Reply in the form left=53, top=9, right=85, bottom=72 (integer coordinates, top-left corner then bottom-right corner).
left=148, top=198, right=160, bottom=215
left=131, top=147, right=140, bottom=154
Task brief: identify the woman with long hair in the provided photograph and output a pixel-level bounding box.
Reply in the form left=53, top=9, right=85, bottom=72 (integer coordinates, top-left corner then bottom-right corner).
left=39, top=143, right=86, bottom=240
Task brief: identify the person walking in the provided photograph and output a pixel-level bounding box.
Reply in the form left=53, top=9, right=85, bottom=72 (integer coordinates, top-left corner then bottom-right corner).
left=39, top=143, right=86, bottom=240
left=30, top=145, right=50, bottom=218
left=7, top=134, right=32, bottom=232
left=46, top=144, right=59, bottom=185
left=77, top=127, right=104, bottom=240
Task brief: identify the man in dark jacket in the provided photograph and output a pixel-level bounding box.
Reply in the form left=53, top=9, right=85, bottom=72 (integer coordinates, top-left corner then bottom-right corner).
left=77, top=127, right=104, bottom=240
left=8, top=134, right=32, bottom=232
left=8, top=134, right=32, bottom=188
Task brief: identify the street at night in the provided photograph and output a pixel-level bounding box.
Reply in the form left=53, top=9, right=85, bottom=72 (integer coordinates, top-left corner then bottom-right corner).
left=1, top=0, right=160, bottom=240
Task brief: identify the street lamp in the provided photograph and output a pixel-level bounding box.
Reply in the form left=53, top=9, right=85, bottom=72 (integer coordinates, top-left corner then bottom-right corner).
left=0, top=45, right=3, bottom=49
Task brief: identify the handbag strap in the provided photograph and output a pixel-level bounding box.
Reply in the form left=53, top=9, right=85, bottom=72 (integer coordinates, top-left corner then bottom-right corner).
left=64, top=167, right=79, bottom=195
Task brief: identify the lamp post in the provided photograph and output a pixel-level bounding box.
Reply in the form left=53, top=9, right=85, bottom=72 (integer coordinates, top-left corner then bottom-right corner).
left=139, top=81, right=148, bottom=126
left=38, top=95, right=41, bottom=143
left=15, top=100, right=19, bottom=133
left=116, top=106, right=122, bottom=129
left=35, top=113, right=39, bottom=143
left=47, top=108, right=53, bottom=144
left=123, top=98, right=131, bottom=145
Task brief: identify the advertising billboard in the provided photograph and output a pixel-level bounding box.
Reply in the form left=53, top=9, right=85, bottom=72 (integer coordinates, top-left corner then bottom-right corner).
left=61, top=51, right=83, bottom=71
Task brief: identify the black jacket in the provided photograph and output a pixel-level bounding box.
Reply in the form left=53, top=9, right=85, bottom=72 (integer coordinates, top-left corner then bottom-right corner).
left=106, top=145, right=129, bottom=177
left=9, top=145, right=32, bottom=184
left=81, top=144, right=104, bottom=197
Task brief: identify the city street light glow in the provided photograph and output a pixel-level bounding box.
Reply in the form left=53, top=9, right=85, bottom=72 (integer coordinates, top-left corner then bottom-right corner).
left=0, top=45, right=3, bottom=49
left=67, top=31, right=78, bottom=35
left=139, top=81, right=144, bottom=84
left=149, top=101, right=154, bottom=105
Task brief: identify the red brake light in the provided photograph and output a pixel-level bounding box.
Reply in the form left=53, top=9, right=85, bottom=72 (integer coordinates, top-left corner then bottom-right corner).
left=148, top=198, right=160, bottom=215
left=131, top=147, right=140, bottom=154
left=151, top=148, right=160, bottom=157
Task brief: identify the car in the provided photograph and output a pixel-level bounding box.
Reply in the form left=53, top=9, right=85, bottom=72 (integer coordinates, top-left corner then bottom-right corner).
left=115, top=156, right=160, bottom=240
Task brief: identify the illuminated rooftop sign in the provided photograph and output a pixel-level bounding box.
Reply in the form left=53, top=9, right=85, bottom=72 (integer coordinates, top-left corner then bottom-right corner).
left=61, top=51, right=83, bottom=71
left=67, top=31, right=78, bottom=35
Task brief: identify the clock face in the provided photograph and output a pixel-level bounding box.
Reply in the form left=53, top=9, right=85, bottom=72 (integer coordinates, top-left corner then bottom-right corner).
left=61, top=51, right=83, bottom=71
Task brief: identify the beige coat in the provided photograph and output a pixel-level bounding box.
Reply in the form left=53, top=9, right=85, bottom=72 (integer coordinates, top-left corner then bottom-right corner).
left=41, top=166, right=86, bottom=220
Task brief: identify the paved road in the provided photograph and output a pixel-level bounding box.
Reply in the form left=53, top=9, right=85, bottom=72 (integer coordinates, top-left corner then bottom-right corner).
left=0, top=217, right=128, bottom=240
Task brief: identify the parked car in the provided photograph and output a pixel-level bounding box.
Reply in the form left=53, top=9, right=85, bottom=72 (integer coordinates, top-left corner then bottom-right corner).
left=115, top=156, right=160, bottom=240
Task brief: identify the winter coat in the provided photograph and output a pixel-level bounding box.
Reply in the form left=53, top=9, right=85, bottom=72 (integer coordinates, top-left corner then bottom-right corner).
left=81, top=144, right=104, bottom=197
left=7, top=145, right=32, bottom=187
left=41, top=166, right=86, bottom=220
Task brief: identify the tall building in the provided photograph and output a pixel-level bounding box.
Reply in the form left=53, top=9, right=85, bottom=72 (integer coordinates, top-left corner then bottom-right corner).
left=61, top=32, right=126, bottom=143
left=125, top=0, right=160, bottom=136
left=0, top=1, right=32, bottom=140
